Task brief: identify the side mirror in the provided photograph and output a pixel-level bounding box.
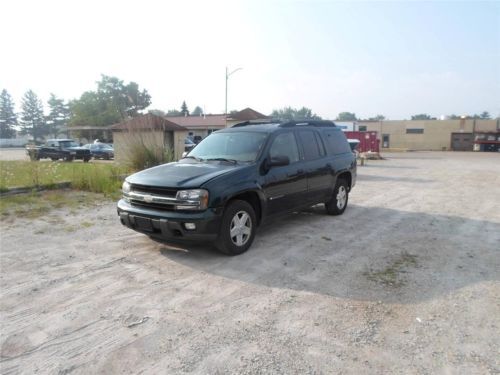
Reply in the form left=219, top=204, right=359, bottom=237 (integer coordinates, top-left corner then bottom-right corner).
left=181, top=151, right=188, bottom=158
left=267, top=155, right=290, bottom=168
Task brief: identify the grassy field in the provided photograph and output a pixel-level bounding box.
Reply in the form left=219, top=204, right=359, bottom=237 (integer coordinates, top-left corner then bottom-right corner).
left=0, top=161, right=129, bottom=197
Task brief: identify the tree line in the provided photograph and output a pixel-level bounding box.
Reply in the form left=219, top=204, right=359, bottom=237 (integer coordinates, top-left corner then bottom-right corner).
left=0, top=75, right=153, bottom=141
left=1, top=74, right=495, bottom=140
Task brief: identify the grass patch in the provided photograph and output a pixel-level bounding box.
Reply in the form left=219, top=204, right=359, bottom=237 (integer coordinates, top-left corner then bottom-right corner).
left=364, top=252, right=418, bottom=287
left=0, top=161, right=130, bottom=197
left=0, top=190, right=105, bottom=220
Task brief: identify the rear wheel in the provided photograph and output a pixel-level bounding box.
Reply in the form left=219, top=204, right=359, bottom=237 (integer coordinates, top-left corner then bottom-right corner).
left=325, top=178, right=349, bottom=215
left=65, top=155, right=74, bottom=162
left=215, top=200, right=256, bottom=255
left=83, top=157, right=90, bottom=163
left=51, top=157, right=58, bottom=161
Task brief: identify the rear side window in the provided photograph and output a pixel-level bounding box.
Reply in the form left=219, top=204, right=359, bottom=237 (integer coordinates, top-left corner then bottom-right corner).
left=324, top=130, right=351, bottom=154
left=269, top=132, right=299, bottom=163
left=298, top=130, right=322, bottom=160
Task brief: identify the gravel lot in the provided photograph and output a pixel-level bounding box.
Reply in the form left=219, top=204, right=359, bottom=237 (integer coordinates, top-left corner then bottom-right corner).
left=1, top=152, right=499, bottom=374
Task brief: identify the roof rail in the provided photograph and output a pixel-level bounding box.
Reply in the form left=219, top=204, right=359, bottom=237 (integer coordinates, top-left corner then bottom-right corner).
left=278, top=120, right=337, bottom=128
left=232, top=119, right=337, bottom=128
left=232, top=120, right=277, bottom=128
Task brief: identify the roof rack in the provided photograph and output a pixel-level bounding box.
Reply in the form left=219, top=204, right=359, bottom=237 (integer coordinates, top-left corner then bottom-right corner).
left=232, top=119, right=337, bottom=128
left=279, top=120, right=336, bottom=128
left=232, top=120, right=278, bottom=128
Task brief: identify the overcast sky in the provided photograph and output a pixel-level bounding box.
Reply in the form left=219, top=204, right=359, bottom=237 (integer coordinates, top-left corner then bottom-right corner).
left=1, top=0, right=499, bottom=119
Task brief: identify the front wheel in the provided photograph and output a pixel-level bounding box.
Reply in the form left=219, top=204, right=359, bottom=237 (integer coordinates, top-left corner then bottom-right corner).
left=215, top=200, right=256, bottom=255
left=83, top=157, right=90, bottom=163
left=325, top=178, right=349, bottom=215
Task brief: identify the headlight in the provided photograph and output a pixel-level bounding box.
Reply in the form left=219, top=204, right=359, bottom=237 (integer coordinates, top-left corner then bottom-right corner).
left=175, top=189, right=209, bottom=210
left=122, top=181, right=131, bottom=194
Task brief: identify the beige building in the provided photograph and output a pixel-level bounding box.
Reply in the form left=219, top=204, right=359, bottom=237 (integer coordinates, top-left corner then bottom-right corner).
left=357, top=119, right=499, bottom=151
left=164, top=115, right=226, bottom=141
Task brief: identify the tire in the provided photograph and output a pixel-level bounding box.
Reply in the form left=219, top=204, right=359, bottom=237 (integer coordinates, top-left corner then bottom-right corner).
left=215, top=200, right=256, bottom=255
left=51, top=157, right=58, bottom=161
left=83, top=157, right=90, bottom=163
left=65, top=155, right=74, bottom=162
left=325, top=178, right=349, bottom=215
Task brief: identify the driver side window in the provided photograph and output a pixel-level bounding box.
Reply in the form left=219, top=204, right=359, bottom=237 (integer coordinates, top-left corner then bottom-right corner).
left=270, top=132, right=299, bottom=163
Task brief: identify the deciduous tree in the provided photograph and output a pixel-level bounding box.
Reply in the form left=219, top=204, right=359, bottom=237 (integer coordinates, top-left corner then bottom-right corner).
left=191, top=106, right=203, bottom=116
left=336, top=112, right=357, bottom=121
left=411, top=114, right=436, bottom=120
left=69, top=75, right=151, bottom=126
left=270, top=106, right=321, bottom=120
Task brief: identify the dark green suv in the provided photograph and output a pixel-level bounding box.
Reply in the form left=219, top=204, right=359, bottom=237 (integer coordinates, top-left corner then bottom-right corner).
left=118, top=120, right=356, bottom=255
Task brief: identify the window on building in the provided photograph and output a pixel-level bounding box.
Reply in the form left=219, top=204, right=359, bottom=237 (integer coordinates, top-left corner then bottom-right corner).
left=406, top=128, right=424, bottom=134
left=358, top=125, right=367, bottom=131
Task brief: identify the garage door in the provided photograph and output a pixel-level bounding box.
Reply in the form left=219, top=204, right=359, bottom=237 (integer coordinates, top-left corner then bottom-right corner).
left=451, top=133, right=473, bottom=151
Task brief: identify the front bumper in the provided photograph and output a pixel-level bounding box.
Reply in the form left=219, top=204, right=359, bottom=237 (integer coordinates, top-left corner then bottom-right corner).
left=117, top=199, right=221, bottom=243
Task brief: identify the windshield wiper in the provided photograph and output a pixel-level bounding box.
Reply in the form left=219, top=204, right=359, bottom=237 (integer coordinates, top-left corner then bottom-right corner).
left=205, top=158, right=238, bottom=164
left=182, top=155, right=204, bottom=162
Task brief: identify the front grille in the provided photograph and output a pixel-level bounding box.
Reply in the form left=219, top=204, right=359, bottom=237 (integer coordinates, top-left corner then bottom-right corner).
left=130, top=184, right=178, bottom=197
left=130, top=200, right=176, bottom=211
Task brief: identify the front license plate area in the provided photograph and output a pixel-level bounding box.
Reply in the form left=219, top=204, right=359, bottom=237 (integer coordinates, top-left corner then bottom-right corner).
left=134, top=216, right=153, bottom=232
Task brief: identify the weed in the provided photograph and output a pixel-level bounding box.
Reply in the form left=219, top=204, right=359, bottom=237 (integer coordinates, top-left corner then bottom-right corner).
left=364, top=252, right=418, bottom=287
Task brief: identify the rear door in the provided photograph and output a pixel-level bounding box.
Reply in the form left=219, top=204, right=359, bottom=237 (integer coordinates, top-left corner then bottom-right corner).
left=323, top=129, right=355, bottom=185
left=296, top=129, right=333, bottom=204
left=262, top=131, right=308, bottom=215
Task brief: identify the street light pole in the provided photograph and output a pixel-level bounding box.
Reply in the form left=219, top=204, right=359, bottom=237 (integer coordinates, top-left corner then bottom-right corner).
left=225, top=66, right=242, bottom=127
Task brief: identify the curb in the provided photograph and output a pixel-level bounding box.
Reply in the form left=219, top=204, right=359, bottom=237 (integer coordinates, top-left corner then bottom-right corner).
left=0, top=182, right=72, bottom=196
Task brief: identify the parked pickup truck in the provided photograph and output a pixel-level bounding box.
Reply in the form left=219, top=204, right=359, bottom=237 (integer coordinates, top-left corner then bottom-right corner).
left=118, top=120, right=357, bottom=255
left=26, top=139, right=91, bottom=162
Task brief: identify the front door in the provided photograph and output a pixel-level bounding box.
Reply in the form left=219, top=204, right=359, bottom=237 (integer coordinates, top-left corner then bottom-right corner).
left=451, top=133, right=473, bottom=151
left=262, top=131, right=307, bottom=216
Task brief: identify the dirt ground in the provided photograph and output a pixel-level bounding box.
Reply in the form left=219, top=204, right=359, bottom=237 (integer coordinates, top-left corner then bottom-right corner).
left=1, top=152, right=499, bottom=374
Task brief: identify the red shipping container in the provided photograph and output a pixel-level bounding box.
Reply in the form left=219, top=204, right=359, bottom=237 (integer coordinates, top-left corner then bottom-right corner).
left=344, top=131, right=380, bottom=153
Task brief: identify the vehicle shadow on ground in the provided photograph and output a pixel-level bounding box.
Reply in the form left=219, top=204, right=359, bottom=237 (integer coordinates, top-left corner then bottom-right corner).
left=158, top=204, right=499, bottom=304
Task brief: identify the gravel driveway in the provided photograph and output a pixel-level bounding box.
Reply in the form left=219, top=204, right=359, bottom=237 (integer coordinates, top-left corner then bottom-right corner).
left=1, top=152, right=499, bottom=374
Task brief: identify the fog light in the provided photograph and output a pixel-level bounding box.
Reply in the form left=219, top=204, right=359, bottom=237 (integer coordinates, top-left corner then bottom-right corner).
left=184, top=223, right=196, bottom=230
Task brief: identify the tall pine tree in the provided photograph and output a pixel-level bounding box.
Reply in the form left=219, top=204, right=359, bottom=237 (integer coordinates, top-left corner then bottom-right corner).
left=0, top=89, right=17, bottom=138
left=181, top=101, right=189, bottom=116
left=46, top=93, right=69, bottom=138
left=20, top=90, right=46, bottom=142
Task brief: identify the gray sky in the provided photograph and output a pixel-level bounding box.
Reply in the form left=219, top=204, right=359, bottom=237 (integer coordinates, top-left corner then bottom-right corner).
left=1, top=0, right=499, bottom=119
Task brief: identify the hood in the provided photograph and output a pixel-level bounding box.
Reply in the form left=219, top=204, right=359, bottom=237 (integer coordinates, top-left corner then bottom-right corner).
left=126, top=160, right=246, bottom=189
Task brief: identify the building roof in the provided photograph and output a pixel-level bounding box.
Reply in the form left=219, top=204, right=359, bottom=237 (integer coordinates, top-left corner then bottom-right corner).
left=164, top=114, right=226, bottom=129
left=228, top=108, right=270, bottom=121
left=111, top=114, right=187, bottom=132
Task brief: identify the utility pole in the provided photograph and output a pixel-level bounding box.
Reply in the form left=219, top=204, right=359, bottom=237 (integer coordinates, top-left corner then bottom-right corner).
left=225, top=66, right=242, bottom=127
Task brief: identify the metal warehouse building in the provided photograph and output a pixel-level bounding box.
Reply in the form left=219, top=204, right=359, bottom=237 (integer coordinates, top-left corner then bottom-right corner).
left=357, top=119, right=499, bottom=152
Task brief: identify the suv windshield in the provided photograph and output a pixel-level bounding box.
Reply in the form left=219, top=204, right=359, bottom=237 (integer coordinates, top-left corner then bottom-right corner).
left=188, top=132, right=268, bottom=162
left=58, top=141, right=79, bottom=148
